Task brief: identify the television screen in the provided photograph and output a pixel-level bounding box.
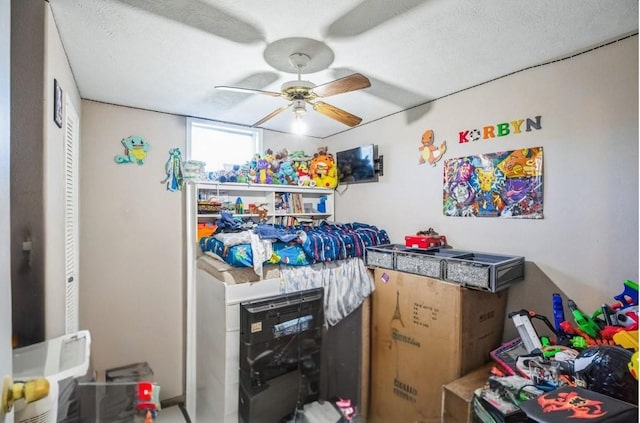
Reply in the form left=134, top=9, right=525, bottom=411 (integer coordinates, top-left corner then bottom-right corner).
left=336, top=144, right=379, bottom=184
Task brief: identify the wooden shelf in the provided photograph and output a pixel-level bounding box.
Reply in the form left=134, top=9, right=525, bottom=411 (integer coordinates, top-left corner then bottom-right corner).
left=192, top=181, right=334, bottom=226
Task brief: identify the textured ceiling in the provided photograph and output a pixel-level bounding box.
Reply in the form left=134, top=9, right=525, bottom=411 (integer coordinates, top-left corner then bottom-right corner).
left=48, top=0, right=638, bottom=139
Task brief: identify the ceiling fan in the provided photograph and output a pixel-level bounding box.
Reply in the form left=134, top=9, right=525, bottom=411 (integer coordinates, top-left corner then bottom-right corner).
left=215, top=53, right=371, bottom=127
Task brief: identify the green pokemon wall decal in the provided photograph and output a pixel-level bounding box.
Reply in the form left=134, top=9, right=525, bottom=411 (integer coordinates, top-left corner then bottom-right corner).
left=114, top=135, right=150, bottom=165
left=161, top=148, right=184, bottom=192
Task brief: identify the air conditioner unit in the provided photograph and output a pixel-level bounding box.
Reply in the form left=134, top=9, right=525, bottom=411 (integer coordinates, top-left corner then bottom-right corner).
left=12, top=330, right=92, bottom=423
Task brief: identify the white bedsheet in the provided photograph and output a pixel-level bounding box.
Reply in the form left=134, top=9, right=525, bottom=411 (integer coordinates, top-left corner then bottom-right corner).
left=196, top=253, right=374, bottom=325
left=279, top=257, right=374, bottom=326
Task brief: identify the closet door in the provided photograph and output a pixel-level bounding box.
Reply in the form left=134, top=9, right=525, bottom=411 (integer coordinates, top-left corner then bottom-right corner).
left=63, top=94, right=79, bottom=334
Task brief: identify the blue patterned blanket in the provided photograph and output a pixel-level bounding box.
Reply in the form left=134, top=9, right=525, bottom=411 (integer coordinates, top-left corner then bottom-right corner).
left=199, top=221, right=389, bottom=268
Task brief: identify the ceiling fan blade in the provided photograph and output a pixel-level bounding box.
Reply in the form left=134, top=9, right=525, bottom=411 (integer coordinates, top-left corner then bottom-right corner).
left=215, top=85, right=282, bottom=97
left=252, top=103, right=292, bottom=127
left=311, top=73, right=371, bottom=98
left=312, top=101, right=363, bottom=127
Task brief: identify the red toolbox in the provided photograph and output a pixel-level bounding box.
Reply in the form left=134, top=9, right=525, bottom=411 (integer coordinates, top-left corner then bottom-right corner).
left=405, top=235, right=447, bottom=249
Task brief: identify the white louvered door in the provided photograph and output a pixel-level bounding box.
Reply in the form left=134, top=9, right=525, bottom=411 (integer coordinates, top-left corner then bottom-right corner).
left=64, top=94, right=79, bottom=334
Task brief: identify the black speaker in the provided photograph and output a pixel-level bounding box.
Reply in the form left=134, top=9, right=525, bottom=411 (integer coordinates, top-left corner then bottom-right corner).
left=239, top=370, right=301, bottom=423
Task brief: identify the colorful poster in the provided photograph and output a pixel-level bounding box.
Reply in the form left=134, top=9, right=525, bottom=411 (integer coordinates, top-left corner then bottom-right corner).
left=443, top=147, right=543, bottom=218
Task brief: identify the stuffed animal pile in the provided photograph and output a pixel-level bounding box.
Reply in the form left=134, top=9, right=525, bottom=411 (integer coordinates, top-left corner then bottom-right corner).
left=207, top=147, right=338, bottom=189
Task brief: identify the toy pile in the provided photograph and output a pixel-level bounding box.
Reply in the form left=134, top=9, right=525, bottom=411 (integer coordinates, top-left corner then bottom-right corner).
left=204, top=147, right=339, bottom=189
left=473, top=280, right=639, bottom=422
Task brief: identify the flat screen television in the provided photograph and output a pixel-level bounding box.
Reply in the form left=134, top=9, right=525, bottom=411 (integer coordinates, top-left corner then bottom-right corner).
left=336, top=144, right=382, bottom=185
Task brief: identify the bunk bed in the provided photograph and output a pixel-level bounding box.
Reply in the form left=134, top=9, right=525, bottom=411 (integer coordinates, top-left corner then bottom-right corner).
left=197, top=220, right=389, bottom=325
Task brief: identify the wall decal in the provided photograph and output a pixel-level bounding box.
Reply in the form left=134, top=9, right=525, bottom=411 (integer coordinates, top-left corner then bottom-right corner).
left=443, top=147, right=543, bottom=219
left=161, top=148, right=184, bottom=192
left=114, top=135, right=150, bottom=165
left=418, top=129, right=447, bottom=166
left=458, top=115, right=542, bottom=143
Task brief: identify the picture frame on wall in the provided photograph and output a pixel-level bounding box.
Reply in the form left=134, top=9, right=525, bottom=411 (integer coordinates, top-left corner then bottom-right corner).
left=53, top=78, right=63, bottom=128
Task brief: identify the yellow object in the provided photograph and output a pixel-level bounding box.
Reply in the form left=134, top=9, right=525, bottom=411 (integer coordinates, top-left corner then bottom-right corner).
left=309, top=148, right=338, bottom=188
left=2, top=377, right=49, bottom=413
left=267, top=253, right=281, bottom=264
left=629, top=351, right=639, bottom=380
left=613, top=330, right=638, bottom=351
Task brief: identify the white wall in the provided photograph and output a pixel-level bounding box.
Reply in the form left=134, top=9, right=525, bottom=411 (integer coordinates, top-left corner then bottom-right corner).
left=80, top=101, right=185, bottom=400
left=264, top=129, right=320, bottom=153
left=325, top=36, right=639, bottom=337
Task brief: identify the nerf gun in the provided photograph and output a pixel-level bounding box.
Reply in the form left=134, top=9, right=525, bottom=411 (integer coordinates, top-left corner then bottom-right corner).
left=613, top=279, right=638, bottom=309
left=567, top=299, right=601, bottom=339
left=592, top=281, right=639, bottom=329
left=552, top=293, right=566, bottom=338
left=508, top=309, right=558, bottom=353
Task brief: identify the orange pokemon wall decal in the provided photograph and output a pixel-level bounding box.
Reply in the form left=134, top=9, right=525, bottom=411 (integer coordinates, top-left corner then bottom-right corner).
left=418, top=129, right=447, bottom=167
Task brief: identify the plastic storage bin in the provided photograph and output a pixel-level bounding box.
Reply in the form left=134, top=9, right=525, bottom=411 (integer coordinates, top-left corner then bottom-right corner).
left=364, top=244, right=403, bottom=269
left=395, top=247, right=461, bottom=279
left=366, top=245, right=524, bottom=292
left=444, top=252, right=524, bottom=292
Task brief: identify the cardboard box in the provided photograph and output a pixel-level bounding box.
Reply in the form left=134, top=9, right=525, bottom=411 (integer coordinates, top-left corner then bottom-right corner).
left=441, top=362, right=494, bottom=423
left=369, top=269, right=508, bottom=423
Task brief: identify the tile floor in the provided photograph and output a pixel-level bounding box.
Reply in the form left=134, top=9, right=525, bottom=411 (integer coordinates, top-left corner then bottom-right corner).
left=156, top=405, right=189, bottom=422
left=153, top=402, right=346, bottom=423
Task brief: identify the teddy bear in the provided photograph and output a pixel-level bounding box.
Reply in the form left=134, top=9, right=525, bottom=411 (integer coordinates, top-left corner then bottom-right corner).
left=309, top=146, right=338, bottom=188
left=296, top=162, right=316, bottom=187
left=277, top=161, right=299, bottom=185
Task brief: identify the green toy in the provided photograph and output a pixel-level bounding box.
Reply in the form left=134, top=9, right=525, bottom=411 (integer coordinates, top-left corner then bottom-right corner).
left=567, top=299, right=601, bottom=339
left=570, top=336, right=588, bottom=349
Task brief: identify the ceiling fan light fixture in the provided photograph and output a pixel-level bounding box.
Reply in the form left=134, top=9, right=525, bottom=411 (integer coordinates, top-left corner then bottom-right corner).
left=292, top=114, right=307, bottom=134
left=293, top=99, right=306, bottom=117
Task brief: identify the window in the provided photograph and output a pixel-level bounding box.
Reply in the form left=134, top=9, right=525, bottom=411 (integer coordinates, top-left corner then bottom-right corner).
left=187, top=118, right=262, bottom=172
